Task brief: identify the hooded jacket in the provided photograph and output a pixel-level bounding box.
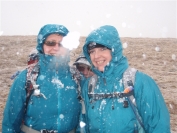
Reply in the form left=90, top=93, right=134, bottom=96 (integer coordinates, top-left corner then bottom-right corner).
left=2, top=24, right=80, bottom=133
left=82, top=25, right=170, bottom=133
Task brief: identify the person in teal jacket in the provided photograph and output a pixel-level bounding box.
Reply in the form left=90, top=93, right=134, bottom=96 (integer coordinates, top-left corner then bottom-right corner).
left=2, top=24, right=81, bottom=133
left=80, top=25, right=171, bottom=133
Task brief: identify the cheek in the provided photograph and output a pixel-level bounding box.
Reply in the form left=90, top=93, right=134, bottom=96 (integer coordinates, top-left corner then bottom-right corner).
left=43, top=45, right=51, bottom=53
left=108, top=56, right=112, bottom=62
left=43, top=45, right=47, bottom=51
left=90, top=55, right=94, bottom=63
left=107, top=51, right=112, bottom=62
left=90, top=58, right=97, bottom=66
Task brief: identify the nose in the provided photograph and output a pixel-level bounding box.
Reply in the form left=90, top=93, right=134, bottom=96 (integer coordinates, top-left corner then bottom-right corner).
left=82, top=68, right=89, bottom=77
left=82, top=67, right=87, bottom=73
left=93, top=50, right=100, bottom=59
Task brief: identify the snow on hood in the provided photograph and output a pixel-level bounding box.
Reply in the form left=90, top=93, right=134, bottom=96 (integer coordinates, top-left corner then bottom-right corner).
left=83, top=25, right=125, bottom=76
left=36, top=24, right=69, bottom=53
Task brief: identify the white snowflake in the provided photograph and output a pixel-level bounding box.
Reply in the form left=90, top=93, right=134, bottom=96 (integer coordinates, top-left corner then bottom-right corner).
left=117, top=97, right=125, bottom=103
left=80, top=121, right=86, bottom=128
left=59, top=114, right=64, bottom=119
left=65, top=86, right=75, bottom=90
left=155, top=46, right=160, bottom=52
left=51, top=78, right=64, bottom=88
left=99, top=99, right=106, bottom=111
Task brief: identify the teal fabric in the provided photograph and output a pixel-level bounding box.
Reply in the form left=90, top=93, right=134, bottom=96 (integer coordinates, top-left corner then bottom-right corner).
left=2, top=24, right=80, bottom=133
left=82, top=25, right=170, bottom=133
left=36, top=24, right=69, bottom=53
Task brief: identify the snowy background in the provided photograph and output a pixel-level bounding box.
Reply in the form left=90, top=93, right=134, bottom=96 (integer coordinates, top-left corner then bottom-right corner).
left=0, top=36, right=176, bottom=132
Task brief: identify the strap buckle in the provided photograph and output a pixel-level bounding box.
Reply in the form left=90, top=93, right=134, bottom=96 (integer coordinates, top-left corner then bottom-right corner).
left=40, top=129, right=57, bottom=133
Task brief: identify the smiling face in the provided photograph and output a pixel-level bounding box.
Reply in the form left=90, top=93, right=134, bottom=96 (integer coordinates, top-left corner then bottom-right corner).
left=43, top=34, right=64, bottom=56
left=88, top=47, right=112, bottom=72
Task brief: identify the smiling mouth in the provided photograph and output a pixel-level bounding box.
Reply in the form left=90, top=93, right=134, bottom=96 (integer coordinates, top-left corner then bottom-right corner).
left=97, top=60, right=104, bottom=65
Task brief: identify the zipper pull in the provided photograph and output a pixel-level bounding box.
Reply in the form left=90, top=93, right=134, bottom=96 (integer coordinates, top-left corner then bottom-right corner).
left=134, top=123, right=138, bottom=133
left=103, top=78, right=106, bottom=85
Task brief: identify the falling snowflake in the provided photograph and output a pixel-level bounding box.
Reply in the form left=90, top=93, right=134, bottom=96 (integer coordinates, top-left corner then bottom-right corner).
left=169, top=104, right=173, bottom=109
left=172, top=54, right=176, bottom=60
left=39, top=75, right=45, bottom=80
left=123, top=42, right=128, bottom=49
left=59, top=114, right=64, bottom=119
left=142, top=54, right=146, bottom=59
left=155, top=47, right=160, bottom=52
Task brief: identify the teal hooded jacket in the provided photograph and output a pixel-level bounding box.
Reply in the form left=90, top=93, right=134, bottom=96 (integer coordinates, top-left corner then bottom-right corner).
left=81, top=25, right=170, bottom=133
left=2, top=24, right=81, bottom=133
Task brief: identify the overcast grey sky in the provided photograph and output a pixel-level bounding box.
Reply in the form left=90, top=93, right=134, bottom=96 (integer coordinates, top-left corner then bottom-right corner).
left=0, top=0, right=176, bottom=38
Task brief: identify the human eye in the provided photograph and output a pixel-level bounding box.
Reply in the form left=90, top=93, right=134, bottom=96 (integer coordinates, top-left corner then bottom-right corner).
left=88, top=50, right=94, bottom=54
left=45, top=41, right=56, bottom=46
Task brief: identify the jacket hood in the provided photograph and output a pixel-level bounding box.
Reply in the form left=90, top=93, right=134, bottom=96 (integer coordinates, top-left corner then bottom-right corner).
left=73, top=53, right=91, bottom=67
left=36, top=24, right=69, bottom=53
left=83, top=25, right=128, bottom=76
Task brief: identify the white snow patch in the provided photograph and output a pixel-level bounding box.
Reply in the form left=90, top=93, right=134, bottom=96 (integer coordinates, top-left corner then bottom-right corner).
left=80, top=121, right=86, bottom=128
left=51, top=78, right=64, bottom=88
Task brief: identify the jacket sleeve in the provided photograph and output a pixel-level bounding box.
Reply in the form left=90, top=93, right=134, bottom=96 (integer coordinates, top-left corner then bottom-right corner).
left=2, top=70, right=27, bottom=133
left=134, top=71, right=171, bottom=133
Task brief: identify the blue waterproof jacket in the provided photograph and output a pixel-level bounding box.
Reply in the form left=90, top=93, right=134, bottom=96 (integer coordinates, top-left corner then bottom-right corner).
left=82, top=25, right=171, bottom=133
left=2, top=24, right=81, bottom=133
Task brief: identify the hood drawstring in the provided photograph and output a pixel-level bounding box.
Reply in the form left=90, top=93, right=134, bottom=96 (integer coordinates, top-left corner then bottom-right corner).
left=31, top=75, right=47, bottom=100
left=103, top=78, right=106, bottom=85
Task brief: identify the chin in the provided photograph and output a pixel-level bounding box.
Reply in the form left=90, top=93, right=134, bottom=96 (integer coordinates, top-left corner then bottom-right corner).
left=98, top=67, right=104, bottom=72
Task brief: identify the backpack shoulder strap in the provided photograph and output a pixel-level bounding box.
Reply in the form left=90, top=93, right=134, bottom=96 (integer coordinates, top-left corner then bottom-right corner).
left=123, top=67, right=137, bottom=88
left=88, top=74, right=98, bottom=94
left=70, top=66, right=82, bottom=100
left=24, top=53, right=39, bottom=113
left=70, top=66, right=87, bottom=114
left=123, top=67, right=137, bottom=105
left=123, top=67, right=145, bottom=131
